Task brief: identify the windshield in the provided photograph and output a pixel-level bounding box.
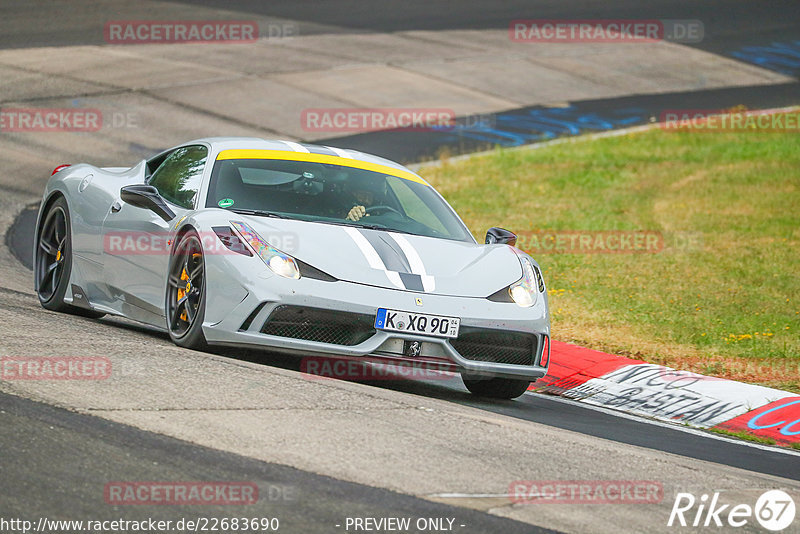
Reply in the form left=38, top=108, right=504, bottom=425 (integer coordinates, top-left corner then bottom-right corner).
left=205, top=158, right=473, bottom=242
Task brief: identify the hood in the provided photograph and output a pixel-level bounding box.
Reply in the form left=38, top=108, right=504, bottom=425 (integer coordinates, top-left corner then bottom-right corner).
left=236, top=216, right=522, bottom=297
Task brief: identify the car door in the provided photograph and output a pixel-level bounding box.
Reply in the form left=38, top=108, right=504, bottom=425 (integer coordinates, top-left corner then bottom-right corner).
left=101, top=144, right=209, bottom=325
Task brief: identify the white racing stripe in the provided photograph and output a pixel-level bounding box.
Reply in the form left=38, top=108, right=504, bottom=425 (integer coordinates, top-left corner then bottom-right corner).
left=325, top=146, right=353, bottom=159
left=280, top=140, right=310, bottom=153
left=389, top=233, right=435, bottom=292
left=386, top=271, right=405, bottom=289
left=343, top=227, right=405, bottom=290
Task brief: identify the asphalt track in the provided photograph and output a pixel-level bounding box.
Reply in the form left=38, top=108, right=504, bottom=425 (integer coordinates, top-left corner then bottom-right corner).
left=129, top=343, right=800, bottom=482
left=0, top=391, right=553, bottom=534
left=359, top=378, right=800, bottom=482
left=2, top=2, right=800, bottom=533
left=4, top=0, right=798, bottom=52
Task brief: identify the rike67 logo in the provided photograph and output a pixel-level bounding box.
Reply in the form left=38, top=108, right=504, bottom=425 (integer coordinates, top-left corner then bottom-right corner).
left=668, top=490, right=795, bottom=531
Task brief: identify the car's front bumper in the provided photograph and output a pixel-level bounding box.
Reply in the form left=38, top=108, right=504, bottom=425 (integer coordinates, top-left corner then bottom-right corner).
left=202, top=264, right=550, bottom=380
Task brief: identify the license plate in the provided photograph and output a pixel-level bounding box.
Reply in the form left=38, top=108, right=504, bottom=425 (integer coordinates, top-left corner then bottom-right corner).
left=375, top=308, right=460, bottom=338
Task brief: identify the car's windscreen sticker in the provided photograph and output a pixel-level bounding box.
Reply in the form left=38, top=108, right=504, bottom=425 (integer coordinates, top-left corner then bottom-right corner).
left=216, top=149, right=428, bottom=186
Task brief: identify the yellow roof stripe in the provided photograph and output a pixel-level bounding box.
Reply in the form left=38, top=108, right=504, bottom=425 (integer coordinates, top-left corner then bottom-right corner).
left=217, top=149, right=429, bottom=186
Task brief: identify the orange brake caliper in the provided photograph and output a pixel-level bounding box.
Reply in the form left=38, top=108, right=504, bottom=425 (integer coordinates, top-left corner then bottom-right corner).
left=177, top=267, right=189, bottom=322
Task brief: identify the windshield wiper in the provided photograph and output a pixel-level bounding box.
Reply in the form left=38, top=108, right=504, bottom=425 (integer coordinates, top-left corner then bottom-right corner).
left=321, top=220, right=389, bottom=231
left=229, top=208, right=287, bottom=219
left=347, top=222, right=419, bottom=236
left=350, top=222, right=387, bottom=230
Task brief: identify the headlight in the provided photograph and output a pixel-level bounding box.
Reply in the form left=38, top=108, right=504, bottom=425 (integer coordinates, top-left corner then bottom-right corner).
left=231, top=221, right=300, bottom=279
left=509, top=256, right=538, bottom=308
left=268, top=255, right=299, bottom=279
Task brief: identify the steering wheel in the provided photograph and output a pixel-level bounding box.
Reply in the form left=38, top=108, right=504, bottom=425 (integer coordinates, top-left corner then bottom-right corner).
left=365, top=205, right=403, bottom=217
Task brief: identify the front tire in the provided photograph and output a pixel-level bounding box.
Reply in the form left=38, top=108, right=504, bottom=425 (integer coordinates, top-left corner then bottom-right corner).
left=35, top=197, right=104, bottom=318
left=166, top=230, right=208, bottom=350
left=461, top=375, right=531, bottom=399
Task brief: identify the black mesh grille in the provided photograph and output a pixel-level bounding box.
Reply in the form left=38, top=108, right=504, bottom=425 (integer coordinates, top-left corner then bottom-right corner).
left=450, top=328, right=538, bottom=366
left=261, top=306, right=376, bottom=346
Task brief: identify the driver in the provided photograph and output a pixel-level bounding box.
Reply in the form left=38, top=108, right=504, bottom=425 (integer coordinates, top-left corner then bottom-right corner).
left=345, top=176, right=387, bottom=221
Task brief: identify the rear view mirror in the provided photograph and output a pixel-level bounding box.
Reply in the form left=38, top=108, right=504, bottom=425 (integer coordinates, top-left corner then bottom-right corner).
left=485, top=227, right=517, bottom=246
left=120, top=185, right=176, bottom=222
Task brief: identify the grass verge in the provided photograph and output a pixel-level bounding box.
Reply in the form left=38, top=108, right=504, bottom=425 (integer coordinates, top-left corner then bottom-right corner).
left=708, top=427, right=777, bottom=446
left=421, top=112, right=800, bottom=392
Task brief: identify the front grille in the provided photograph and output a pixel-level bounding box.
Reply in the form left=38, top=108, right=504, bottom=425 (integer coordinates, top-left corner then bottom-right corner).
left=261, top=305, right=375, bottom=346
left=450, top=328, right=538, bottom=366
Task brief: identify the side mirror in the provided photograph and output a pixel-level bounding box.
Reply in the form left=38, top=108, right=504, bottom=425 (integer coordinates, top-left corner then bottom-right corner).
left=485, top=227, right=517, bottom=246
left=120, top=185, right=176, bottom=222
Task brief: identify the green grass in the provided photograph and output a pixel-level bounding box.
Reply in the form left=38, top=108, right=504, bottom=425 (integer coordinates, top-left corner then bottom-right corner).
left=709, top=427, right=777, bottom=446
left=421, top=114, right=800, bottom=391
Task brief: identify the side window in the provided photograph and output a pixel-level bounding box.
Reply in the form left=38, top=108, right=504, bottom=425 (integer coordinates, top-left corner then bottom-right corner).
left=148, top=145, right=208, bottom=209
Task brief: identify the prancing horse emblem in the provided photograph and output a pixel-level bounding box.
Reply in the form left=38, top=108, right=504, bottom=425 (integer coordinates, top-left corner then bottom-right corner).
left=405, top=341, right=422, bottom=358
left=415, top=297, right=423, bottom=307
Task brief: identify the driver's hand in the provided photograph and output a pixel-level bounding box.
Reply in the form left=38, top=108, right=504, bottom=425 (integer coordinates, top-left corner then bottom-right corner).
left=346, top=205, right=367, bottom=221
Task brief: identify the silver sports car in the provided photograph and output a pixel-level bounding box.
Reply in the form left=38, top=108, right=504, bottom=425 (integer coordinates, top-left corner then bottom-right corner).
left=34, top=138, right=550, bottom=399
